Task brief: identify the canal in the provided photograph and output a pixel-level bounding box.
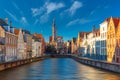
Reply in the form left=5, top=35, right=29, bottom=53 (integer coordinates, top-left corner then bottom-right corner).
left=0, top=58, right=120, bottom=80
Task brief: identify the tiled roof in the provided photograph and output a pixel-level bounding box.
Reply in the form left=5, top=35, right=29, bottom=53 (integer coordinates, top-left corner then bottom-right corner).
left=112, top=18, right=120, bottom=27
left=78, top=32, right=90, bottom=38
left=105, top=18, right=110, bottom=22
left=57, top=36, right=63, bottom=39
left=14, top=28, right=20, bottom=35
left=106, top=17, right=120, bottom=28
left=32, top=35, right=40, bottom=42
left=94, top=28, right=100, bottom=37
left=33, top=33, right=42, bottom=39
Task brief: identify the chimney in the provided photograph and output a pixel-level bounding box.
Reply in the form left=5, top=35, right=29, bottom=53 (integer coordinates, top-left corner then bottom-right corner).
left=5, top=18, right=8, bottom=24
left=10, top=21, right=12, bottom=27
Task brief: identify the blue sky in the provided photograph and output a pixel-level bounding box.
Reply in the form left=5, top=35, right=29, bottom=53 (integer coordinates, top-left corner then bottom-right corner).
left=0, top=0, right=120, bottom=42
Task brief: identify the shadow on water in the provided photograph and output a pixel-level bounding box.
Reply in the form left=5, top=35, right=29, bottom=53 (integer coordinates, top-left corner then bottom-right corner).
left=0, top=58, right=120, bottom=80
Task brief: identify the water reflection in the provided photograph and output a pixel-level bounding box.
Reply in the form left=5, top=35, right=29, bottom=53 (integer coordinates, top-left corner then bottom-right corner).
left=0, top=58, right=120, bottom=80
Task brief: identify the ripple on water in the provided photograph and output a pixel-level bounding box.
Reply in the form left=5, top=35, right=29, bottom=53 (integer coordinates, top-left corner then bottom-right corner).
left=0, top=58, right=120, bottom=80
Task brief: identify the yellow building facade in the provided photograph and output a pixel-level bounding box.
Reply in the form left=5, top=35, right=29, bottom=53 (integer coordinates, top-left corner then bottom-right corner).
left=107, top=17, right=120, bottom=62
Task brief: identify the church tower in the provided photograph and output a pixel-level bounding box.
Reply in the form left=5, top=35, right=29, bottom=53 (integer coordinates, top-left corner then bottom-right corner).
left=52, top=19, right=57, bottom=42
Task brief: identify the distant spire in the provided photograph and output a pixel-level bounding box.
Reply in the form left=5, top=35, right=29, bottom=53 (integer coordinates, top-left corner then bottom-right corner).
left=52, top=18, right=57, bottom=42
left=53, top=18, right=56, bottom=27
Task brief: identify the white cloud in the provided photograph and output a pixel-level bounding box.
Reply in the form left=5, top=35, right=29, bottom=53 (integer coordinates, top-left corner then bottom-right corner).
left=61, top=1, right=82, bottom=16
left=31, top=1, right=65, bottom=23
left=31, top=2, right=64, bottom=16
left=4, top=9, right=18, bottom=21
left=69, top=1, right=82, bottom=15
left=45, top=2, right=64, bottom=14
left=40, top=13, right=49, bottom=23
left=31, top=7, right=45, bottom=17
left=21, top=17, right=28, bottom=25
left=67, top=19, right=79, bottom=26
left=67, top=18, right=94, bottom=26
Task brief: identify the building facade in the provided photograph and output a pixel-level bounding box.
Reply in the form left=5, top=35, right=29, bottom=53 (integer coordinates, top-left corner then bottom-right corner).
left=14, top=29, right=25, bottom=60
left=0, top=25, right=5, bottom=62
left=71, top=38, right=77, bottom=54
left=100, top=20, right=108, bottom=60
left=49, top=19, right=64, bottom=54
left=32, top=35, right=42, bottom=57
left=0, top=18, right=17, bottom=62
left=107, top=17, right=120, bottom=62
left=115, top=19, right=120, bottom=63
left=23, top=30, right=32, bottom=58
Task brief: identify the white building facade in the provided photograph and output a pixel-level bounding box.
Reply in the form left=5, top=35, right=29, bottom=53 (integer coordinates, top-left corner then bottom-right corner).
left=17, top=29, right=25, bottom=60
left=100, top=20, right=108, bottom=60
left=32, top=37, right=42, bottom=57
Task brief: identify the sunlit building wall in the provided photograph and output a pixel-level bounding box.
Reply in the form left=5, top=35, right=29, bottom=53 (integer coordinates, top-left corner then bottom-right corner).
left=107, top=17, right=120, bottom=62
left=100, top=20, right=108, bottom=60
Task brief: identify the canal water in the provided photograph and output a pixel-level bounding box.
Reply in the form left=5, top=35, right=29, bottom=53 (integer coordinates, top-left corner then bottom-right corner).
left=0, top=58, right=120, bottom=80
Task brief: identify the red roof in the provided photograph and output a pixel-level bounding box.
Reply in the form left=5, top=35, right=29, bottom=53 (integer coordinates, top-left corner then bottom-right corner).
left=78, top=32, right=90, bottom=38
left=14, top=28, right=20, bottom=35
left=106, top=17, right=120, bottom=28
left=112, top=18, right=120, bottom=27
left=57, top=36, right=62, bottom=39
left=94, top=29, right=100, bottom=37
left=33, top=33, right=42, bottom=39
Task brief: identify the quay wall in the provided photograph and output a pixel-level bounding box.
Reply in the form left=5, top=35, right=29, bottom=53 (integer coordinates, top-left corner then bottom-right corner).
left=0, top=56, right=49, bottom=71
left=71, top=55, right=120, bottom=73
left=1, top=54, right=120, bottom=73
left=49, top=54, right=120, bottom=73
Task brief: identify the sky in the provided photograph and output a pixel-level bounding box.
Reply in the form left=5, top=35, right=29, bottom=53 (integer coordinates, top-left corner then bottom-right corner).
left=0, top=0, right=120, bottom=42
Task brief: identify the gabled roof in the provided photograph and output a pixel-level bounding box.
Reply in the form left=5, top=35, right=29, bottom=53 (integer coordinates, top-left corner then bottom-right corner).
left=78, top=32, right=90, bottom=38
left=106, top=17, right=120, bottom=28
left=112, top=18, right=120, bottom=27
left=33, top=33, right=42, bottom=39
left=94, top=28, right=100, bottom=37
left=32, top=35, right=40, bottom=42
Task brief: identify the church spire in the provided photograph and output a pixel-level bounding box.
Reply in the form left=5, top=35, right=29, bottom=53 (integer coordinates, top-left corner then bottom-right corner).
left=52, top=18, right=57, bottom=42
left=53, top=18, right=56, bottom=27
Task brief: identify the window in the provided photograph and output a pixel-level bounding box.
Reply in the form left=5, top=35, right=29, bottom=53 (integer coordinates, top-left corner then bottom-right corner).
left=105, top=32, right=106, bottom=37
left=108, top=35, right=109, bottom=39
left=103, top=27, right=104, bottom=31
